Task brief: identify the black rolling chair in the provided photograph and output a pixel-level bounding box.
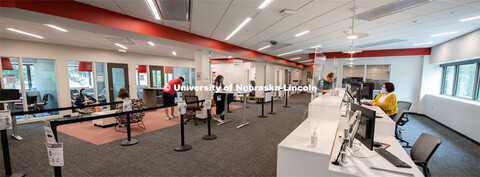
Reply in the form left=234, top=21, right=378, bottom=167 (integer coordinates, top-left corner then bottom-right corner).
left=393, top=109, right=411, bottom=147
left=406, top=133, right=442, bottom=177
left=184, top=96, right=204, bottom=125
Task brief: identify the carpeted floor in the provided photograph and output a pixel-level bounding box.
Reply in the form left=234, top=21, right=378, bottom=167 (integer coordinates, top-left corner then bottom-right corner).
left=1, top=93, right=479, bottom=176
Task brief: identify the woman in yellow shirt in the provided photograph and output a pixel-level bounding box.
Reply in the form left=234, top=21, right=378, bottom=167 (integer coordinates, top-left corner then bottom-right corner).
left=365, top=82, right=398, bottom=119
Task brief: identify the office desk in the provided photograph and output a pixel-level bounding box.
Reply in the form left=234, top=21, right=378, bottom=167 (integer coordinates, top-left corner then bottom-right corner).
left=277, top=92, right=423, bottom=177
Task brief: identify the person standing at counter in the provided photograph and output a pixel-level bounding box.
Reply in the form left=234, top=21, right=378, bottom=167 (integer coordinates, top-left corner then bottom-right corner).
left=365, top=82, right=398, bottom=119
left=213, top=75, right=225, bottom=123
left=164, top=77, right=184, bottom=120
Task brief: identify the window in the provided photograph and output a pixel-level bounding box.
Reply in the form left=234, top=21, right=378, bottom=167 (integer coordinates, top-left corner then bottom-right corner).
left=442, top=66, right=455, bottom=95
left=365, top=65, right=390, bottom=90
left=441, top=59, right=480, bottom=100
left=455, top=64, right=476, bottom=98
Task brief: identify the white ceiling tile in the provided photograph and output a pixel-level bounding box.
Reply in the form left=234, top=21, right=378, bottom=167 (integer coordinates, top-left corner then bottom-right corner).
left=190, top=0, right=231, bottom=37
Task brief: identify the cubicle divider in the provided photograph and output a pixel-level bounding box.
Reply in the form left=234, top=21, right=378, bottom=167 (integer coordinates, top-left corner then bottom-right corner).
left=9, top=99, right=206, bottom=177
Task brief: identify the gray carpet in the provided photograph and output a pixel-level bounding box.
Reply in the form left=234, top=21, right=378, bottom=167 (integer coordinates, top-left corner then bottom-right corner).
left=1, top=93, right=310, bottom=177
left=1, top=94, right=479, bottom=176
left=401, top=114, right=480, bottom=177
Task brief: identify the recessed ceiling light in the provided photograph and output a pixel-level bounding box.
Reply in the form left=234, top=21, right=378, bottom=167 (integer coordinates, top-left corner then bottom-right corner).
left=44, top=24, right=68, bottom=32
left=299, top=60, right=313, bottom=63
left=258, top=45, right=271, bottom=51
left=430, top=31, right=458, bottom=37
left=342, top=50, right=362, bottom=54
left=459, top=15, right=480, bottom=22
left=148, top=41, right=155, bottom=46
left=310, top=44, right=322, bottom=49
left=295, top=31, right=310, bottom=37
left=145, top=0, right=161, bottom=20
left=289, top=57, right=301, bottom=60
left=115, top=43, right=128, bottom=49
left=172, top=51, right=177, bottom=56
left=118, top=49, right=127, bottom=53
left=228, top=56, right=233, bottom=58
left=258, top=0, right=273, bottom=9
left=225, top=18, right=252, bottom=40
left=413, top=42, right=434, bottom=46
left=277, top=49, right=303, bottom=56
left=6, top=28, right=44, bottom=39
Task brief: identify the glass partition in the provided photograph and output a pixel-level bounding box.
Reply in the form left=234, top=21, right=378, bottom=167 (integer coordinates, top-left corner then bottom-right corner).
left=342, top=65, right=364, bottom=88
left=136, top=65, right=148, bottom=99
left=1, top=57, right=25, bottom=119
left=365, top=65, right=390, bottom=90
left=95, top=62, right=107, bottom=107
left=68, top=61, right=94, bottom=106
left=22, top=58, right=59, bottom=118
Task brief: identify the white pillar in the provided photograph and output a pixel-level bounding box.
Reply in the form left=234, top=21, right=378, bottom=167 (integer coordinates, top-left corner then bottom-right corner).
left=194, top=49, right=211, bottom=100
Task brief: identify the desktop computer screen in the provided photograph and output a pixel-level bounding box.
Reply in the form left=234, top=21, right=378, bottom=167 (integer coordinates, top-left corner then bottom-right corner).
left=361, top=82, right=375, bottom=100
left=350, top=103, right=376, bottom=150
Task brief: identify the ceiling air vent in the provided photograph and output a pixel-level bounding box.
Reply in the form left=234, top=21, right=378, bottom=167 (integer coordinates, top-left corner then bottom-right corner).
left=156, top=0, right=191, bottom=21
left=356, top=0, right=432, bottom=21
left=105, top=37, right=135, bottom=45
left=357, top=39, right=407, bottom=48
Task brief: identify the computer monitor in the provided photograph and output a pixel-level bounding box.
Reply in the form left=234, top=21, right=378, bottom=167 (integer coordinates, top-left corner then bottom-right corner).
left=355, top=87, right=361, bottom=105
left=348, top=110, right=362, bottom=148
left=361, top=82, right=375, bottom=100
left=350, top=103, right=376, bottom=150
left=350, top=82, right=361, bottom=93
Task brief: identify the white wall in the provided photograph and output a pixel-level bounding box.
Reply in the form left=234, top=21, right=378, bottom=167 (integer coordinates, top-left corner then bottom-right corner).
left=0, top=38, right=194, bottom=119
left=425, top=94, right=480, bottom=142
left=430, top=29, right=480, bottom=64
left=419, top=30, right=480, bottom=142
left=317, top=56, right=424, bottom=112
left=211, top=62, right=251, bottom=86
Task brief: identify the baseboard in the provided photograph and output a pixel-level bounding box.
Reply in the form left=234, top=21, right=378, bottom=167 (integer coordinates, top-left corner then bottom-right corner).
left=413, top=113, right=480, bottom=146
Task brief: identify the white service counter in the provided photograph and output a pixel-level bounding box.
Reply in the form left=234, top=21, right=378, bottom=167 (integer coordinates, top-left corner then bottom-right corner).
left=277, top=92, right=423, bottom=177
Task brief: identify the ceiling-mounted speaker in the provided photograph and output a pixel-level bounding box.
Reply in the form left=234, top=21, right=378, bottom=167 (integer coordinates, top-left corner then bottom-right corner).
left=280, top=9, right=296, bottom=16
left=156, top=0, right=191, bottom=21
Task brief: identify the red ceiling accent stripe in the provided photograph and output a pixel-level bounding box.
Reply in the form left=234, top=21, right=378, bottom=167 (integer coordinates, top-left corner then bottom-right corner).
left=308, top=48, right=431, bottom=59
left=2, top=0, right=304, bottom=68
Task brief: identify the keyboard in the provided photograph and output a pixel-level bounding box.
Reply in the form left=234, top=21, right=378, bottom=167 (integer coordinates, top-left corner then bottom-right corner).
left=375, top=148, right=412, bottom=168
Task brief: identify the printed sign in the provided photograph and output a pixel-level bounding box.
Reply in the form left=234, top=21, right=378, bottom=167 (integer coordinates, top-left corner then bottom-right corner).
left=204, top=98, right=211, bottom=110
left=123, top=99, right=132, bottom=112
left=96, top=74, right=104, bottom=82
left=0, top=111, right=12, bottom=130
left=233, top=60, right=243, bottom=68
left=5, top=74, right=16, bottom=84
left=44, top=121, right=57, bottom=143
left=177, top=102, right=187, bottom=115
left=46, top=142, right=64, bottom=166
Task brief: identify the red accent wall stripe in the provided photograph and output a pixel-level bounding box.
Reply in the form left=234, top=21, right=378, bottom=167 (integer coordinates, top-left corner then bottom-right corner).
left=2, top=0, right=304, bottom=68
left=308, top=48, right=431, bottom=59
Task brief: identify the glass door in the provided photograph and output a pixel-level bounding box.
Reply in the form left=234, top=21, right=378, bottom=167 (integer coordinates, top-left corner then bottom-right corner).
left=107, top=63, right=129, bottom=105
left=1, top=57, right=25, bottom=119
left=149, top=65, right=164, bottom=88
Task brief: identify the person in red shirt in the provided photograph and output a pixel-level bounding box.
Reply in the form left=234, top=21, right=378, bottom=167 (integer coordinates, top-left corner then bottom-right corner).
left=164, top=77, right=183, bottom=120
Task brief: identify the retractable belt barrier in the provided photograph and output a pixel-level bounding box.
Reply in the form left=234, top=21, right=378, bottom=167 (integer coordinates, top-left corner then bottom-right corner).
left=9, top=100, right=205, bottom=177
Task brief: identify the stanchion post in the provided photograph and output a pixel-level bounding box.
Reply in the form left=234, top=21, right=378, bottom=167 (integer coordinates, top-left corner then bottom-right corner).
left=174, top=114, right=192, bottom=151
left=121, top=114, right=138, bottom=146
left=258, top=97, right=268, bottom=118
left=283, top=90, right=290, bottom=108
left=268, top=94, right=276, bottom=115
left=202, top=109, right=217, bottom=140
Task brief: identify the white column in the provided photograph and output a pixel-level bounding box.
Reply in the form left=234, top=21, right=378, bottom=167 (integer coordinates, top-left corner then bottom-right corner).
left=194, top=49, right=210, bottom=100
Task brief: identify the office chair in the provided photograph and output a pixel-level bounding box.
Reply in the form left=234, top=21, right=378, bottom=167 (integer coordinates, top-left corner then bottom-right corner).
left=393, top=109, right=410, bottom=147
left=406, top=133, right=442, bottom=177
left=396, top=101, right=413, bottom=141
left=26, top=95, right=40, bottom=117
left=184, top=96, right=204, bottom=125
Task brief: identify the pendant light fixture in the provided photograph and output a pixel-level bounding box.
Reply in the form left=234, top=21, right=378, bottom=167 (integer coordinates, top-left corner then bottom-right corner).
left=337, top=0, right=369, bottom=40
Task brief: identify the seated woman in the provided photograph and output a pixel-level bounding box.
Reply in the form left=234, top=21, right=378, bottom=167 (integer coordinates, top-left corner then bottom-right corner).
left=364, top=82, right=398, bottom=119
left=321, top=72, right=334, bottom=94
left=74, top=88, right=102, bottom=113
left=115, top=88, right=130, bottom=111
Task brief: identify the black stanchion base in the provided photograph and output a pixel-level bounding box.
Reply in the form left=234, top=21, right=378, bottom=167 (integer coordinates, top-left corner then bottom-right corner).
left=258, top=115, right=268, bottom=118
left=283, top=106, right=290, bottom=108
left=268, top=112, right=276, bottom=115
left=174, top=144, right=192, bottom=152
left=120, top=139, right=138, bottom=146
left=202, top=135, right=217, bottom=140
left=7, top=171, right=26, bottom=177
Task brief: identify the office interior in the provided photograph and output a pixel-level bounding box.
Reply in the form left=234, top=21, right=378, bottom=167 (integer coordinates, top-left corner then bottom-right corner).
left=0, top=0, right=479, bottom=176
